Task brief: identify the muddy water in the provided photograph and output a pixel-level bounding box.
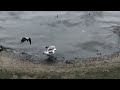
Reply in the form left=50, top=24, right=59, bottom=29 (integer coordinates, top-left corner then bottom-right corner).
left=0, top=11, right=120, bottom=60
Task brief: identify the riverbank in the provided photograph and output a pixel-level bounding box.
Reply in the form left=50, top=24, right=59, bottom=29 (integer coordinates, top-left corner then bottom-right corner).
left=1, top=49, right=120, bottom=79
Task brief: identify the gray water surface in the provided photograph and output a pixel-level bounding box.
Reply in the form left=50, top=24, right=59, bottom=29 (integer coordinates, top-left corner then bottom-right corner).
left=0, top=11, right=119, bottom=60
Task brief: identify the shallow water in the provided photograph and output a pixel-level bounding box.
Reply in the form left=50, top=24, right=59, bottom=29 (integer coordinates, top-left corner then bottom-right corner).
left=0, top=11, right=120, bottom=60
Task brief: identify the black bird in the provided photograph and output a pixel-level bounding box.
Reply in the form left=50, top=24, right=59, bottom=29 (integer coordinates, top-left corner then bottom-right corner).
left=21, top=37, right=31, bottom=45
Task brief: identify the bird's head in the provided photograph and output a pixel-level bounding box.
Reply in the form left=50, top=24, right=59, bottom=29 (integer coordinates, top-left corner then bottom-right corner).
left=45, top=46, right=49, bottom=49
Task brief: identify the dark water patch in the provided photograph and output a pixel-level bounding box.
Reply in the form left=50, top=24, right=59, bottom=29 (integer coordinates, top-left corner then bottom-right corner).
left=7, top=12, right=22, bottom=20
left=80, top=12, right=97, bottom=26
left=111, top=26, right=120, bottom=36
left=47, top=19, right=82, bottom=28
left=1, top=44, right=120, bottom=65
left=92, top=11, right=103, bottom=17
left=59, top=20, right=82, bottom=27
left=47, top=22, right=58, bottom=27
left=75, top=41, right=105, bottom=52
left=0, top=26, right=4, bottom=29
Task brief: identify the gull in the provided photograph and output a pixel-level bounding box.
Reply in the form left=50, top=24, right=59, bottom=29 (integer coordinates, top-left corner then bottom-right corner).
left=43, top=46, right=56, bottom=56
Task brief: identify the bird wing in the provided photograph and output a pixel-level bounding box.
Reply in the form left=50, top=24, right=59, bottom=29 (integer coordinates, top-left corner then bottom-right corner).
left=21, top=38, right=26, bottom=43
left=29, top=38, right=31, bottom=45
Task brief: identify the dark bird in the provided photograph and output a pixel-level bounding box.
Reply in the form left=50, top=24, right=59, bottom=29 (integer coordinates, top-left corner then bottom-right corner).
left=21, top=37, right=31, bottom=45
